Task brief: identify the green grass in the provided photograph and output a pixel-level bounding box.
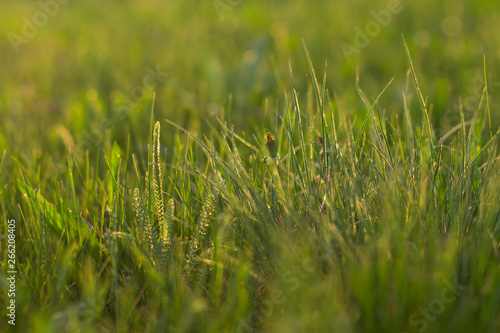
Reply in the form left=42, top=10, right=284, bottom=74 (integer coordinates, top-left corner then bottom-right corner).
left=2, top=46, right=500, bottom=332
left=1, top=1, right=500, bottom=332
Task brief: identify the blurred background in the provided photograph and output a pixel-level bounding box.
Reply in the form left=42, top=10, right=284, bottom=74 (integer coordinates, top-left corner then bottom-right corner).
left=0, top=0, right=499, bottom=175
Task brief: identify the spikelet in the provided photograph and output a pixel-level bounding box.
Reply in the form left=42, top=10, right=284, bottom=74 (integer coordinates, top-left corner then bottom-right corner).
left=152, top=121, right=167, bottom=269
left=159, top=198, right=174, bottom=271
left=132, top=121, right=176, bottom=273
left=132, top=188, right=145, bottom=241
left=187, top=190, right=216, bottom=283
left=153, top=122, right=166, bottom=233
left=143, top=170, right=156, bottom=259
left=198, top=191, right=215, bottom=245
left=133, top=187, right=155, bottom=266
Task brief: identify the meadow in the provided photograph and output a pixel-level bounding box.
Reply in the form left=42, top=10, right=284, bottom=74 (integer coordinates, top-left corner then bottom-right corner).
left=1, top=0, right=500, bottom=332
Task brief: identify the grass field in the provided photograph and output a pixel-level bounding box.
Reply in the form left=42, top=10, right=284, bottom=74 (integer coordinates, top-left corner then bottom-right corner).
left=1, top=0, right=500, bottom=332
